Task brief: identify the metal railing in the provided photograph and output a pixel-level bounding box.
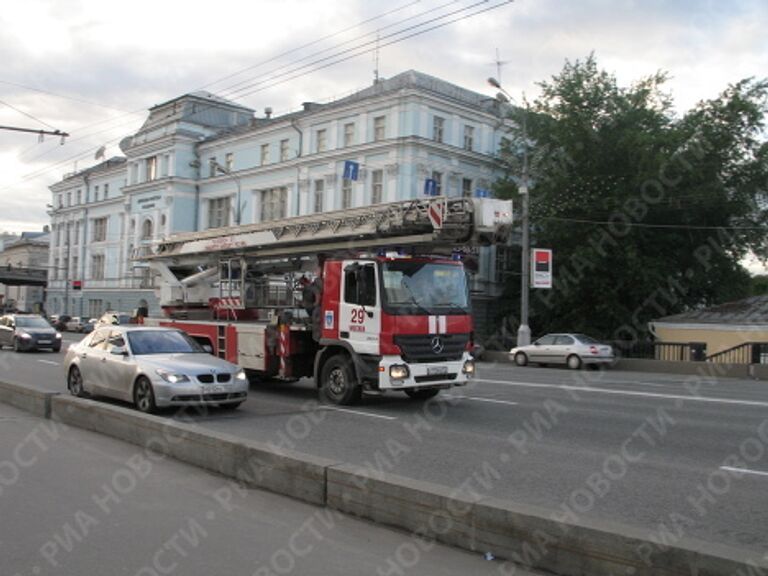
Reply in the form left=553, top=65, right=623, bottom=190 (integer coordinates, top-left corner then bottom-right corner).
left=706, top=342, right=768, bottom=365
left=611, top=341, right=707, bottom=362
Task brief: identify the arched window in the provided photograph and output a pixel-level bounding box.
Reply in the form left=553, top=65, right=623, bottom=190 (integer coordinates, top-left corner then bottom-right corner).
left=141, top=219, right=153, bottom=240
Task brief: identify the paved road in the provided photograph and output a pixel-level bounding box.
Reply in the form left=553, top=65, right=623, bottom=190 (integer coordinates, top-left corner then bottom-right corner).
left=3, top=339, right=768, bottom=555
left=0, top=401, right=520, bottom=576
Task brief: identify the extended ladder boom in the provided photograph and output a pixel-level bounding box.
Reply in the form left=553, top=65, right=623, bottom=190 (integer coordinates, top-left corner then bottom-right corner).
left=142, top=197, right=512, bottom=266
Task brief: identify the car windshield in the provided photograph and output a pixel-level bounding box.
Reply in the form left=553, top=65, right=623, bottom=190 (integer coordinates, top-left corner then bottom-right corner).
left=382, top=261, right=469, bottom=315
left=126, top=330, right=205, bottom=355
left=15, top=316, right=51, bottom=329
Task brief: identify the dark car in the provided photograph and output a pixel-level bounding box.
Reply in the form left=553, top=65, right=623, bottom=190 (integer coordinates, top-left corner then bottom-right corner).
left=53, top=314, right=72, bottom=331
left=0, top=314, right=63, bottom=352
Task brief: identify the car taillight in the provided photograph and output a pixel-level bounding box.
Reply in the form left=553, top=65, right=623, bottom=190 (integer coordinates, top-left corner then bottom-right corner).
left=590, top=346, right=598, bottom=355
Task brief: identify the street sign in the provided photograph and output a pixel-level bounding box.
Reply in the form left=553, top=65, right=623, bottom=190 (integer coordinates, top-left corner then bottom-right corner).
left=531, top=249, right=552, bottom=289
left=428, top=197, right=446, bottom=229
left=343, top=160, right=360, bottom=181
left=424, top=178, right=438, bottom=196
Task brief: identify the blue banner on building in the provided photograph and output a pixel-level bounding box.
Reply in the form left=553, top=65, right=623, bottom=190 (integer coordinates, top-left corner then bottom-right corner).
left=343, top=160, right=359, bottom=181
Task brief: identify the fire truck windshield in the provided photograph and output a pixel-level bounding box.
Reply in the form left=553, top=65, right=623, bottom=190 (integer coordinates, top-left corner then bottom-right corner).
left=381, top=261, right=469, bottom=315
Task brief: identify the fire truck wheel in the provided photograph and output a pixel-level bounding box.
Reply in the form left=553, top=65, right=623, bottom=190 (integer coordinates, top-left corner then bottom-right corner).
left=320, top=355, right=362, bottom=405
left=404, top=388, right=440, bottom=400
left=133, top=376, right=158, bottom=414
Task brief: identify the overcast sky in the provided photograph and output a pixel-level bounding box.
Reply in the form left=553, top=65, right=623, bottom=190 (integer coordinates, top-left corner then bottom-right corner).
left=0, top=0, right=766, bottom=237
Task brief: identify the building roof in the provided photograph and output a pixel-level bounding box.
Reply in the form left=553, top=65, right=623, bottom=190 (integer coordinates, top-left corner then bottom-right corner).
left=654, top=295, right=768, bottom=325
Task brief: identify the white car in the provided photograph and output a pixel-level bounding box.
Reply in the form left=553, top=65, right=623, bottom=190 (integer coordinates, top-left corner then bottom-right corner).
left=64, top=326, right=249, bottom=413
left=510, top=333, right=615, bottom=369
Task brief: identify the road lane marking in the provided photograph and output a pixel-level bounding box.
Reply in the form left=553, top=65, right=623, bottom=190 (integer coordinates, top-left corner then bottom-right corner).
left=444, top=394, right=518, bottom=406
left=476, top=379, right=768, bottom=408
left=37, top=360, right=59, bottom=366
left=318, top=406, right=396, bottom=420
left=720, top=466, right=768, bottom=478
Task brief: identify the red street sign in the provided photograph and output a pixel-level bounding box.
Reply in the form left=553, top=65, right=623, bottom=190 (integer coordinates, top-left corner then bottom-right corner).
left=531, top=249, right=552, bottom=289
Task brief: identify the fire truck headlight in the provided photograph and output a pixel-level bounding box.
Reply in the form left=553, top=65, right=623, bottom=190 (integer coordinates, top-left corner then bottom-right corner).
left=389, top=364, right=410, bottom=380
left=462, top=359, right=475, bottom=376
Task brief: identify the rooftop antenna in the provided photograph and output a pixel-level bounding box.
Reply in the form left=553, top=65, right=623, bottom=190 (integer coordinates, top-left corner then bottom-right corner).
left=491, top=47, right=509, bottom=85
left=373, top=31, right=380, bottom=84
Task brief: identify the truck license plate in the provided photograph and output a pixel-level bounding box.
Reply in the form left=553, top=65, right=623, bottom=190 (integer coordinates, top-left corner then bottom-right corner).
left=426, top=366, right=448, bottom=376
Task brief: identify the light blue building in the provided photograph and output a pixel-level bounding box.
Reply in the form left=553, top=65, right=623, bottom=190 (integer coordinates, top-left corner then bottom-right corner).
left=47, top=70, right=512, bottom=335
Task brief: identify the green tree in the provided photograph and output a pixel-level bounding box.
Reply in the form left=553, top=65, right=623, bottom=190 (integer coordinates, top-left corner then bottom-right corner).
left=494, top=54, right=768, bottom=342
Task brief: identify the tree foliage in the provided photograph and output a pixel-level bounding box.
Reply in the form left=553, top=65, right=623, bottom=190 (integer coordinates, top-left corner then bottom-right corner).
left=494, top=54, right=768, bottom=341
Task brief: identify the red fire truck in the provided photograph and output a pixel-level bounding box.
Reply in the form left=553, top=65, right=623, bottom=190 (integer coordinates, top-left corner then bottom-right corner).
left=144, top=196, right=512, bottom=405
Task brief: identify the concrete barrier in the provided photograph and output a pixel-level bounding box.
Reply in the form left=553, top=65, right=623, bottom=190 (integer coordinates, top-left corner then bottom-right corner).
left=0, top=380, right=58, bottom=418
left=50, top=395, right=334, bottom=505
left=327, top=464, right=766, bottom=576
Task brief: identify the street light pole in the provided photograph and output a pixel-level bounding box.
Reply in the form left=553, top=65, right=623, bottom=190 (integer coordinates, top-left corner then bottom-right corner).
left=488, top=77, right=531, bottom=346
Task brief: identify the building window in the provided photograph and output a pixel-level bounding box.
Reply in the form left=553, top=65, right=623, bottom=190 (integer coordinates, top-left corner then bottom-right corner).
left=260, top=187, right=287, bottom=222
left=431, top=171, right=443, bottom=195
left=74, top=221, right=80, bottom=245
left=147, top=156, right=157, bottom=181
left=371, top=170, right=383, bottom=205
left=92, top=217, right=108, bottom=242
left=94, top=185, right=99, bottom=202
left=433, top=116, right=445, bottom=143
left=71, top=256, right=79, bottom=279
left=57, top=195, right=63, bottom=209
left=374, top=116, right=386, bottom=142
left=67, top=192, right=72, bottom=207
left=260, top=144, right=270, bottom=166
left=141, top=219, right=153, bottom=240
left=76, top=190, right=81, bottom=204
left=208, top=197, right=231, bottom=229
left=462, top=178, right=473, bottom=198
left=225, top=152, right=234, bottom=172
left=343, top=123, right=355, bottom=147
left=342, top=179, right=353, bottom=209
left=91, top=254, right=105, bottom=280
left=280, top=139, right=290, bottom=162
left=463, top=126, right=474, bottom=151
left=313, top=179, right=324, bottom=213
left=53, top=257, right=59, bottom=281
left=209, top=157, right=218, bottom=178
left=104, top=183, right=109, bottom=198
left=316, top=129, right=327, bottom=153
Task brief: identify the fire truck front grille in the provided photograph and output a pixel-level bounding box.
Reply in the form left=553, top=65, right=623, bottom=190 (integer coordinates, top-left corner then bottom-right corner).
left=393, top=334, right=469, bottom=363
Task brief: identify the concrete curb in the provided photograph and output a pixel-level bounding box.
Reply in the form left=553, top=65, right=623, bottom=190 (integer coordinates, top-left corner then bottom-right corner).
left=327, top=465, right=764, bottom=576
left=0, top=380, right=58, bottom=418
left=3, top=390, right=766, bottom=575
left=50, top=395, right=336, bottom=506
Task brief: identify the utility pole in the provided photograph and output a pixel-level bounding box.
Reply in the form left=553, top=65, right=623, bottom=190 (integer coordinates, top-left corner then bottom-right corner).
left=0, top=125, right=69, bottom=142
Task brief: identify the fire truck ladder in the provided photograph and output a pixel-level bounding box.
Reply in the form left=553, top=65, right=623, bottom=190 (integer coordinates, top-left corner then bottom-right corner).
left=143, top=196, right=512, bottom=265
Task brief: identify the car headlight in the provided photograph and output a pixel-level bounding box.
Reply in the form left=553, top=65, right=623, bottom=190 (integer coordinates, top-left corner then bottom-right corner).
left=55, top=333, right=62, bottom=339
left=462, top=359, right=475, bottom=376
left=19, top=333, right=32, bottom=340
left=389, top=364, right=409, bottom=380
left=156, top=369, right=190, bottom=384
left=235, top=369, right=247, bottom=382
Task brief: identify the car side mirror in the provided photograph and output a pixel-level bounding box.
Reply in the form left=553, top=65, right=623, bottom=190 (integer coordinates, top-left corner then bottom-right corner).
left=111, top=346, right=129, bottom=357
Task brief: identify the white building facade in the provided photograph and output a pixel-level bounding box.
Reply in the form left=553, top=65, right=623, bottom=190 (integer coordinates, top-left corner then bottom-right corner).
left=47, top=70, right=511, bottom=334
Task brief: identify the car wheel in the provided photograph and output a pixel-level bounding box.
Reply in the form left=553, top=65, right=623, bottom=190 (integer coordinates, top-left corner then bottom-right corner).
left=320, top=355, right=361, bottom=405
left=68, top=366, right=86, bottom=397
left=514, top=352, right=528, bottom=367
left=133, top=376, right=157, bottom=414
left=404, top=388, right=440, bottom=400
left=567, top=354, right=582, bottom=370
